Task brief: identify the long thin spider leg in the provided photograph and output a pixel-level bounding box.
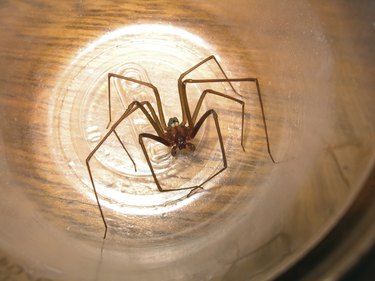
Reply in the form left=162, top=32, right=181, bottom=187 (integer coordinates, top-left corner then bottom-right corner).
left=85, top=102, right=138, bottom=239
left=192, top=89, right=245, bottom=151
left=190, top=109, right=227, bottom=189
left=179, top=55, right=238, bottom=94
left=143, top=102, right=164, bottom=132
left=139, top=133, right=206, bottom=193
left=138, top=133, right=170, bottom=192
left=185, top=78, right=276, bottom=163
left=86, top=100, right=163, bottom=239
left=85, top=106, right=135, bottom=239
left=116, top=101, right=164, bottom=137
left=107, top=73, right=167, bottom=129
left=86, top=160, right=108, bottom=239
left=177, top=55, right=238, bottom=127
left=122, top=100, right=164, bottom=133
left=113, top=129, right=137, bottom=172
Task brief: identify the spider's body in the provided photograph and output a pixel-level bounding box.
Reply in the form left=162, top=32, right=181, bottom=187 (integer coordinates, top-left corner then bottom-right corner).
left=86, top=55, right=275, bottom=238
left=165, top=117, right=195, bottom=155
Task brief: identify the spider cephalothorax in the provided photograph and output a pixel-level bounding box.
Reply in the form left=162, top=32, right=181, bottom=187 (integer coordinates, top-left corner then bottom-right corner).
left=86, top=55, right=275, bottom=238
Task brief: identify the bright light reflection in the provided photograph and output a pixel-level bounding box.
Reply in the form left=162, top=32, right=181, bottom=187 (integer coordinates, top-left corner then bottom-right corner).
left=74, top=23, right=215, bottom=64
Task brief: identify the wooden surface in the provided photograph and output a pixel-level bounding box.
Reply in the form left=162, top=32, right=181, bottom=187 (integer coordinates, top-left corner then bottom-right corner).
left=0, top=1, right=374, bottom=281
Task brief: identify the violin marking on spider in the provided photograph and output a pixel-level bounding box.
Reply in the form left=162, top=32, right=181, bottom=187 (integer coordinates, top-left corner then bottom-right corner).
left=85, top=55, right=275, bottom=238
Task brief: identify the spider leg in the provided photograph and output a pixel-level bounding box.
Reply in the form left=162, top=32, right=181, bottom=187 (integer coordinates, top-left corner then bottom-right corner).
left=178, top=55, right=238, bottom=127
left=190, top=109, right=227, bottom=188
left=124, top=99, right=164, bottom=133
left=86, top=100, right=163, bottom=239
left=192, top=89, right=245, bottom=151
left=179, top=55, right=238, bottom=94
left=107, top=73, right=167, bottom=129
left=184, top=78, right=275, bottom=163
left=111, top=100, right=164, bottom=172
left=139, top=133, right=206, bottom=193
left=113, top=129, right=137, bottom=172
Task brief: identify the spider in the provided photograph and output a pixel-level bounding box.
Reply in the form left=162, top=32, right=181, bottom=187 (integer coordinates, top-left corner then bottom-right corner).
left=85, top=55, right=275, bottom=238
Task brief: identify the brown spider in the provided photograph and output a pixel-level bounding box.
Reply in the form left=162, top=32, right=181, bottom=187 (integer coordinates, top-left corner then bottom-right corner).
left=85, top=55, right=275, bottom=238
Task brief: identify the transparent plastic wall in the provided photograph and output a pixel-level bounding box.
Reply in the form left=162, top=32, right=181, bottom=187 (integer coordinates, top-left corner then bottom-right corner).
left=0, top=1, right=374, bottom=280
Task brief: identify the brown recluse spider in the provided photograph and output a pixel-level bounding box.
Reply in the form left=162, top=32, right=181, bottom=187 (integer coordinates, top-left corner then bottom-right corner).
left=85, top=55, right=276, bottom=238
